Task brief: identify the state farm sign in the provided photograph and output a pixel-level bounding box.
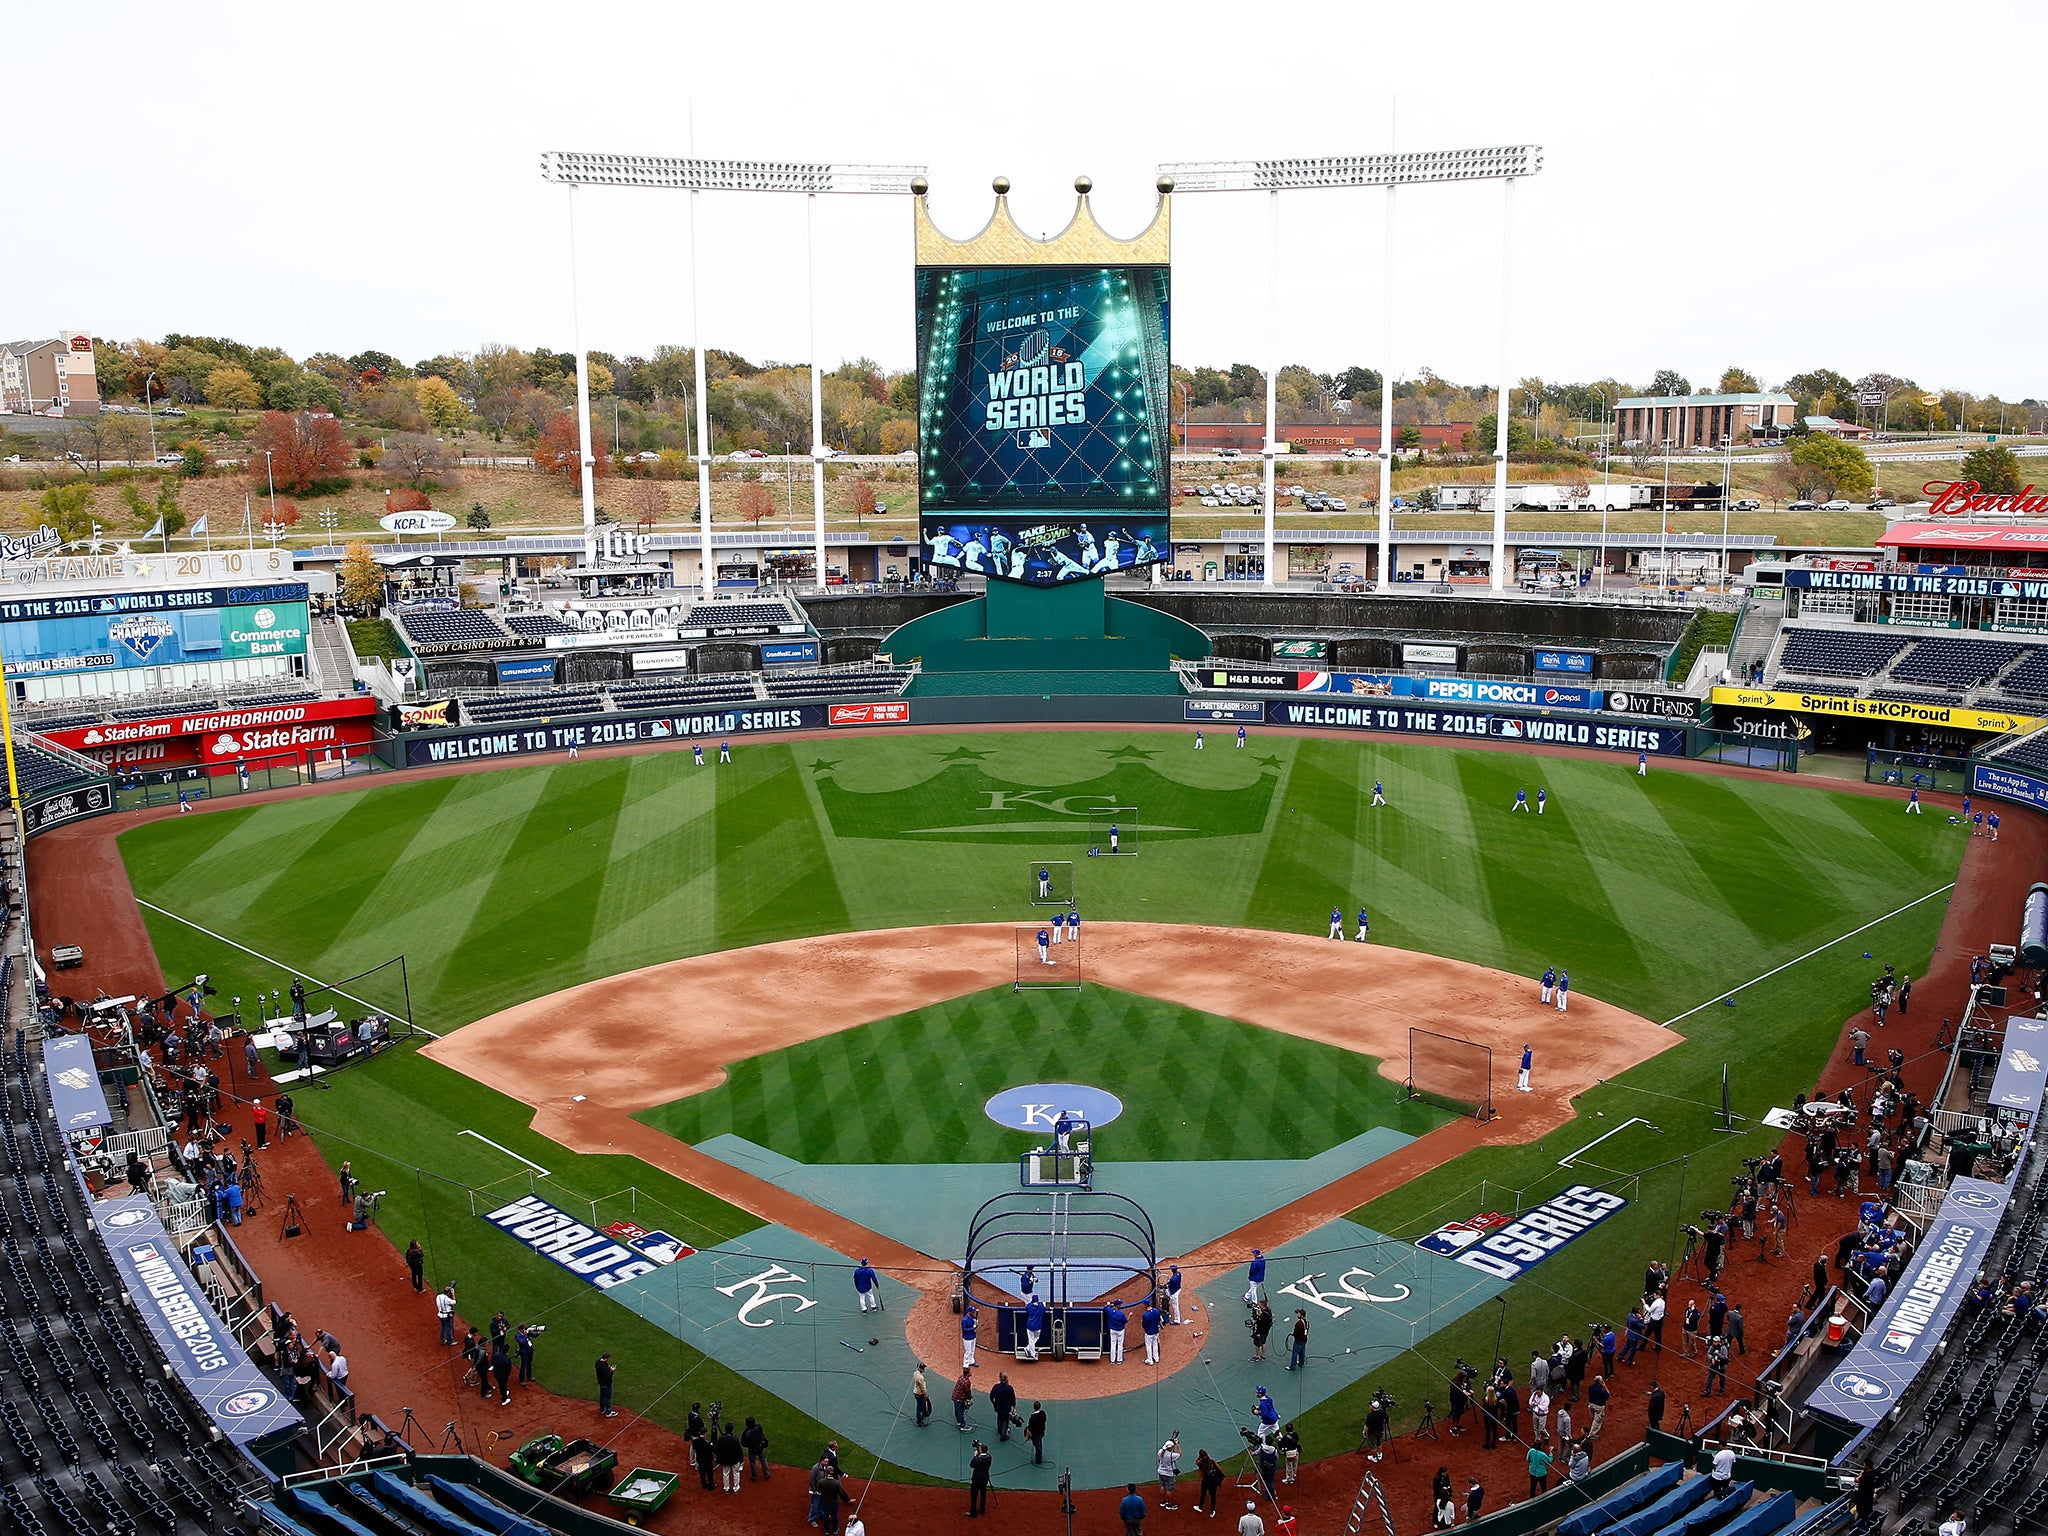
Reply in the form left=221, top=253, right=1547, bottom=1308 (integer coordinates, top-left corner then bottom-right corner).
left=41, top=696, right=379, bottom=769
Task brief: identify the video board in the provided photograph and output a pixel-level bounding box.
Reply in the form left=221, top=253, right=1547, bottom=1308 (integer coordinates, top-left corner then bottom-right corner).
left=916, top=264, right=1170, bottom=585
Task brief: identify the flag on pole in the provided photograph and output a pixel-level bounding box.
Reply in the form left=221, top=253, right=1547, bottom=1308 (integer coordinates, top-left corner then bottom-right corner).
left=143, top=517, right=163, bottom=540
left=243, top=492, right=254, bottom=549
left=192, top=513, right=211, bottom=551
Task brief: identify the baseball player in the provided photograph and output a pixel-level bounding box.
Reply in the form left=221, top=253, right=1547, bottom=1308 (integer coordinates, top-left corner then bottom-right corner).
left=1962, top=794, right=1971, bottom=820
left=1053, top=1114, right=1073, bottom=1153
left=1237, top=726, right=1247, bottom=748
left=1907, top=789, right=1921, bottom=815
left=1355, top=906, right=1370, bottom=943
left=1371, top=779, right=1386, bottom=807
left=1541, top=967, right=1556, bottom=1005
left=1989, top=811, right=2001, bottom=841
left=1142, top=1299, right=1163, bottom=1364
left=1038, top=866, right=1052, bottom=899
left=719, top=740, right=731, bottom=763
left=1637, top=752, right=1648, bottom=777
left=1555, top=970, right=1570, bottom=1012
left=1068, top=910, right=1081, bottom=945
left=853, top=1258, right=881, bottom=1313
left=1194, top=730, right=1204, bottom=750
left=692, top=743, right=705, bottom=766
left=1973, top=811, right=1985, bottom=836
left=1106, top=1299, right=1128, bottom=1363
left=1167, top=1265, right=1184, bottom=1323
left=177, top=791, right=191, bottom=813
left=1245, top=1249, right=1267, bottom=1306
left=1023, top=1296, right=1046, bottom=1360
left=961, top=1302, right=978, bottom=1368
left=1513, top=787, right=1530, bottom=812
left=1517, top=1044, right=1533, bottom=1092
left=1036, top=927, right=1052, bottom=965
left=1109, top=821, right=1120, bottom=854
left=1050, top=911, right=1064, bottom=945
left=1328, top=905, right=1345, bottom=941
left=1537, top=787, right=1548, bottom=815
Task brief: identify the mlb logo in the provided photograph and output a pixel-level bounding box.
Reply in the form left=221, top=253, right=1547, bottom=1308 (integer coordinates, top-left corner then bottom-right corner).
left=1415, top=1224, right=1484, bottom=1257
left=1017, top=430, right=1051, bottom=450
left=628, top=1231, right=693, bottom=1265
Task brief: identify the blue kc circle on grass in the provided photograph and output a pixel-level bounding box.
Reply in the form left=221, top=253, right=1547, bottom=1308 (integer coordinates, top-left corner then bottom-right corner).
left=984, top=1082, right=1124, bottom=1132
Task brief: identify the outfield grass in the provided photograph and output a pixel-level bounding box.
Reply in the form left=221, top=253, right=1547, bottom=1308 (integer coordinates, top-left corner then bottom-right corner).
left=638, top=984, right=1447, bottom=1164
left=119, top=731, right=1964, bottom=1468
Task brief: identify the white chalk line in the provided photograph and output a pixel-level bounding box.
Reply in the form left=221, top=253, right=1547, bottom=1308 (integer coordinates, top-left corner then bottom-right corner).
left=457, top=1129, right=551, bottom=1176
left=1660, top=882, right=1955, bottom=1029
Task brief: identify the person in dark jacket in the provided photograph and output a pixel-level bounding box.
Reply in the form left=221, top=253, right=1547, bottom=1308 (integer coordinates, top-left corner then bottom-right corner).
left=1025, top=1401, right=1049, bottom=1464
left=489, top=1342, right=512, bottom=1405
left=714, top=1423, right=743, bottom=1493
left=740, top=1416, right=769, bottom=1481
left=967, top=1442, right=992, bottom=1518
left=691, top=1431, right=715, bottom=1490
left=989, top=1372, right=1018, bottom=1440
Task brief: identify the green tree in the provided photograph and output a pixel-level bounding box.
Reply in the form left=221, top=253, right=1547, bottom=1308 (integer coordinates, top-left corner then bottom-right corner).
left=179, top=442, right=208, bottom=477
left=1960, top=445, right=2024, bottom=494
left=1399, top=425, right=1423, bottom=450
left=119, top=483, right=155, bottom=527
left=1789, top=434, right=1874, bottom=496
left=1718, top=367, right=1760, bottom=393
left=39, top=482, right=95, bottom=543
left=1778, top=368, right=1855, bottom=417
left=1649, top=369, right=1691, bottom=398
left=1469, top=414, right=1533, bottom=455
left=467, top=504, right=492, bottom=531
left=204, top=363, right=263, bottom=415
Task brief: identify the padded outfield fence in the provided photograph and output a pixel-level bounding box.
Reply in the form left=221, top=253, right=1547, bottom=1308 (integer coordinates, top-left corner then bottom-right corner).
left=1404, top=1026, right=1494, bottom=1122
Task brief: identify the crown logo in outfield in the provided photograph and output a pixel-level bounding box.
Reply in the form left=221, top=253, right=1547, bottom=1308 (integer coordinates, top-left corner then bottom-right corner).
left=811, top=746, right=1279, bottom=844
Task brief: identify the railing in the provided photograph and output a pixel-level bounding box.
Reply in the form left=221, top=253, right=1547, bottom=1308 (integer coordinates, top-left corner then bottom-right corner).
left=18, top=730, right=107, bottom=778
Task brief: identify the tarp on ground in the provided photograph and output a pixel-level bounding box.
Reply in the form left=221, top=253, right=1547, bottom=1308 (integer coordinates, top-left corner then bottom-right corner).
left=92, top=1193, right=304, bottom=1445
left=1670, top=1482, right=1753, bottom=1536
left=423, top=1478, right=551, bottom=1536
left=42, top=1033, right=113, bottom=1135
left=1805, top=1175, right=2011, bottom=1428
left=369, top=1474, right=497, bottom=1536
left=1557, top=1461, right=1684, bottom=1536
left=1712, top=1491, right=1798, bottom=1536
left=1612, top=1472, right=1720, bottom=1536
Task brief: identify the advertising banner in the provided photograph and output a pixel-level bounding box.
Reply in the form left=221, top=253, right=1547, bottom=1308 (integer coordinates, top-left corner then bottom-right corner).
left=403, top=704, right=828, bottom=766
left=1204, top=669, right=1323, bottom=692
left=2, top=598, right=310, bottom=677
left=1971, top=761, right=2048, bottom=811
left=1416, top=1184, right=1629, bottom=1278
left=1267, top=699, right=1687, bottom=756
left=1417, top=677, right=1600, bottom=710
left=94, top=1195, right=305, bottom=1445
left=1987, top=1016, right=2047, bottom=1121
left=399, top=700, right=455, bottom=729
left=1272, top=639, right=1328, bottom=660
left=1788, top=568, right=2048, bottom=599
left=1533, top=650, right=1595, bottom=674
left=1603, top=690, right=1705, bottom=722
left=1403, top=643, right=1459, bottom=666
left=1710, top=686, right=2040, bottom=735
left=828, top=701, right=910, bottom=726
left=0, top=581, right=307, bottom=622
left=1806, top=1177, right=2009, bottom=1427
left=631, top=649, right=694, bottom=673
left=42, top=1035, right=113, bottom=1134
left=495, top=656, right=558, bottom=686
left=1184, top=698, right=1266, bottom=723
left=479, top=1194, right=683, bottom=1291
left=22, top=781, right=112, bottom=834
left=761, top=640, right=821, bottom=667
left=47, top=698, right=380, bottom=772
left=916, top=261, right=1170, bottom=584
left=1214, top=672, right=1606, bottom=711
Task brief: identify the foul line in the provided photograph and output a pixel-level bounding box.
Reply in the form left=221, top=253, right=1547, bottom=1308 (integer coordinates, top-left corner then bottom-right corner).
left=134, top=897, right=440, bottom=1038
left=1558, top=1116, right=1658, bottom=1168
left=1660, top=882, right=1955, bottom=1029
left=456, top=1129, right=551, bottom=1177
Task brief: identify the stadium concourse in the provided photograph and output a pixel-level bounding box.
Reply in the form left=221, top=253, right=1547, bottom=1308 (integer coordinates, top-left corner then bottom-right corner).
left=23, top=722, right=2037, bottom=1536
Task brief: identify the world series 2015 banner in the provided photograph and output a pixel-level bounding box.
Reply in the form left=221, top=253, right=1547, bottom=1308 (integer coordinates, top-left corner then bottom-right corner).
left=1267, top=699, right=1687, bottom=756
left=917, top=263, right=1170, bottom=585
left=404, top=705, right=828, bottom=766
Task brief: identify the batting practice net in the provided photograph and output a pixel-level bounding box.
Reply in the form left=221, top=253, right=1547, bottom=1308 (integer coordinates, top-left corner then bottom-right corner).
left=1028, top=859, right=1076, bottom=906
left=1405, top=1027, right=1494, bottom=1121
left=1015, top=924, right=1082, bottom=992
left=1087, top=807, right=1137, bottom=858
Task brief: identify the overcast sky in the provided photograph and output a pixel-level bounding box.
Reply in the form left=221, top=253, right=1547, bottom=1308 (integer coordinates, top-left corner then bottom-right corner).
left=14, top=1, right=2043, bottom=398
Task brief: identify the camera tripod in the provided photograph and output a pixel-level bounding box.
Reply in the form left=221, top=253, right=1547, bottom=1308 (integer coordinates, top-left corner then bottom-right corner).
left=1413, top=1399, right=1439, bottom=1440
left=280, top=1192, right=306, bottom=1239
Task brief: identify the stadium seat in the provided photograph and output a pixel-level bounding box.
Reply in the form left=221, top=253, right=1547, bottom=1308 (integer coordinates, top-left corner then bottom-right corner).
left=1776, top=629, right=1909, bottom=679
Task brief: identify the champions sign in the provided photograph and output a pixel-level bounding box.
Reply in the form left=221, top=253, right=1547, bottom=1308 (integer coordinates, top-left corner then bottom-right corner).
left=1417, top=1184, right=1629, bottom=1278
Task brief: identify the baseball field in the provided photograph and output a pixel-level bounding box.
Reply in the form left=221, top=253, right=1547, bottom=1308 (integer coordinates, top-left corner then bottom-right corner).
left=114, top=728, right=1963, bottom=1480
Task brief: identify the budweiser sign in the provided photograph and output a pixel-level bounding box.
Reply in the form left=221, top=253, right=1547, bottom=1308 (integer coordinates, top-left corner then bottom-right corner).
left=1923, top=480, right=2048, bottom=518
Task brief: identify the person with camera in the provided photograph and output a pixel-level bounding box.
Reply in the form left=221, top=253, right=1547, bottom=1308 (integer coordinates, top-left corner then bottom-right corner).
left=1278, top=1421, right=1301, bottom=1485
left=1363, top=1389, right=1391, bottom=1461
left=1248, top=1299, right=1273, bottom=1362
left=1156, top=1434, right=1182, bottom=1508
left=966, top=1441, right=992, bottom=1518
left=1286, top=1309, right=1308, bottom=1372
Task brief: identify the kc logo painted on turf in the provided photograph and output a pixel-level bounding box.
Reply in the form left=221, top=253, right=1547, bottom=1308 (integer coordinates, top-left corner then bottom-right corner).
left=715, top=1264, right=819, bottom=1328
left=984, top=1083, right=1124, bottom=1131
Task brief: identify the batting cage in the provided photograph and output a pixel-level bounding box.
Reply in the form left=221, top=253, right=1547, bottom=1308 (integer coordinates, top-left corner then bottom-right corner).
left=1028, top=859, right=1076, bottom=906
left=1014, top=924, right=1082, bottom=992
left=1404, top=1027, right=1494, bottom=1121
left=1086, top=806, right=1137, bottom=858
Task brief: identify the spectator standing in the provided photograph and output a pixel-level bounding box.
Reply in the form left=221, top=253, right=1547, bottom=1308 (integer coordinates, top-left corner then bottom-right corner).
left=515, top=1325, right=535, bottom=1383
left=1527, top=1442, right=1552, bottom=1498
left=1238, top=1500, right=1266, bottom=1536
left=741, top=1417, right=769, bottom=1481
left=1025, top=1401, right=1048, bottom=1464
left=404, top=1240, right=424, bottom=1291
left=1646, top=1381, right=1665, bottom=1433
left=967, top=1442, right=991, bottom=1518
left=989, top=1372, right=1016, bottom=1440
left=251, top=1098, right=270, bottom=1149
left=1120, top=1484, right=1148, bottom=1536
left=436, top=1287, right=456, bottom=1347
left=1586, top=1374, right=1609, bottom=1439
left=1156, top=1435, right=1182, bottom=1509
left=912, top=1363, right=932, bottom=1427
left=490, top=1341, right=512, bottom=1405
left=595, top=1352, right=616, bottom=1416
left=952, top=1369, right=973, bottom=1430
left=714, top=1422, right=742, bottom=1493
left=1196, top=1450, right=1225, bottom=1515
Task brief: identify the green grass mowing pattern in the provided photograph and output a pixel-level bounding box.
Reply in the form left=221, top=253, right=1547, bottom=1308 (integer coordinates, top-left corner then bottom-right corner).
left=117, top=732, right=1967, bottom=1474
left=637, top=984, right=1449, bottom=1164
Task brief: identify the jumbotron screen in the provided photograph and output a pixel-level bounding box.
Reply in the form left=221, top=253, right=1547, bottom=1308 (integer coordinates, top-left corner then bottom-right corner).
left=916, top=263, right=1170, bottom=585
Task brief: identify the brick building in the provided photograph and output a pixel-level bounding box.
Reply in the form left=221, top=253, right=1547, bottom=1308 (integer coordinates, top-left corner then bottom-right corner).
left=1613, top=391, right=1794, bottom=449
left=0, top=332, right=100, bottom=416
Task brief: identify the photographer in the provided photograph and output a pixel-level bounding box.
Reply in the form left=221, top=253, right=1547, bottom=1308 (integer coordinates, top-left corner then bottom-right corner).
left=1248, top=1299, right=1273, bottom=1361
left=1363, top=1389, right=1391, bottom=1461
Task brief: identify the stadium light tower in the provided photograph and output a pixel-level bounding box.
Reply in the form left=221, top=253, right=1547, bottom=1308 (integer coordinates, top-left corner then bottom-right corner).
left=1158, top=145, right=1541, bottom=593
left=540, top=151, right=925, bottom=597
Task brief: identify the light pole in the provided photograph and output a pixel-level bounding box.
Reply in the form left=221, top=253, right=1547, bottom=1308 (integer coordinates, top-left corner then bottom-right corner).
left=784, top=439, right=794, bottom=537
left=264, top=448, right=278, bottom=523
left=143, top=370, right=159, bottom=463
left=540, top=150, right=925, bottom=600
left=1721, top=433, right=1734, bottom=590
left=1158, top=144, right=1544, bottom=593
left=1659, top=439, right=1672, bottom=591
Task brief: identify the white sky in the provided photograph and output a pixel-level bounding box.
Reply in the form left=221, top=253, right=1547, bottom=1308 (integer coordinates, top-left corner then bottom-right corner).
left=14, top=1, right=2045, bottom=398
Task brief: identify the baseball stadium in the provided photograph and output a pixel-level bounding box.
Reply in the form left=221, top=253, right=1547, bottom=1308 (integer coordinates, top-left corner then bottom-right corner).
left=5, top=157, right=2047, bottom=1536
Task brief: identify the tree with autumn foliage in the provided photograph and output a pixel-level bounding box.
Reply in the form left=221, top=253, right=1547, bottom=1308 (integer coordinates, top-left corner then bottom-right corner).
left=849, top=478, right=877, bottom=522
left=249, top=410, right=352, bottom=494
left=533, top=410, right=610, bottom=490
left=736, top=482, right=774, bottom=526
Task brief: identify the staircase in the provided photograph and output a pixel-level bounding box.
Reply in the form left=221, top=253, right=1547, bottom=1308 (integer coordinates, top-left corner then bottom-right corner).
left=306, top=614, right=359, bottom=693
left=1728, top=606, right=1783, bottom=686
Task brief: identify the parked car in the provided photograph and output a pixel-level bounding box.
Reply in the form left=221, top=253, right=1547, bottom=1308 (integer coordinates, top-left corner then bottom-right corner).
left=1342, top=447, right=1374, bottom=459
left=158, top=407, right=186, bottom=416
left=1326, top=497, right=1348, bottom=512
left=1303, top=497, right=1325, bottom=512
left=1216, top=447, right=1242, bottom=459
left=635, top=450, right=660, bottom=462
left=1200, top=496, right=1219, bottom=507
left=1731, top=498, right=1761, bottom=512
left=154, top=453, right=184, bottom=467
left=1691, top=445, right=1717, bottom=454
left=1820, top=499, right=1852, bottom=511
left=1787, top=499, right=1819, bottom=511
left=896, top=449, right=917, bottom=461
